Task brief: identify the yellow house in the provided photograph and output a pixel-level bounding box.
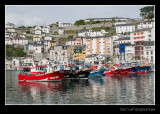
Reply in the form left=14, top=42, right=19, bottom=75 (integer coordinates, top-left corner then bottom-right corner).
left=72, top=45, right=86, bottom=62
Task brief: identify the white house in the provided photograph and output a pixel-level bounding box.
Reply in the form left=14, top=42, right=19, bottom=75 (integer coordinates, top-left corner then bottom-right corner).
left=5, top=22, right=15, bottom=28
left=12, top=38, right=28, bottom=45
left=28, top=43, right=43, bottom=53
left=143, top=41, right=155, bottom=64
left=114, top=37, right=131, bottom=44
left=125, top=43, right=135, bottom=62
left=57, top=21, right=73, bottom=27
left=34, top=26, right=42, bottom=35
left=116, top=23, right=135, bottom=34
left=49, top=45, right=71, bottom=65
left=42, top=25, right=50, bottom=34
left=78, top=29, right=107, bottom=37
left=85, top=54, right=106, bottom=64
left=137, top=20, right=154, bottom=30
left=58, top=27, right=64, bottom=35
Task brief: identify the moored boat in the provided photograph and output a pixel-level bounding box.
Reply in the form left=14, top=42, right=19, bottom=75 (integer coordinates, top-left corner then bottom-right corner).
left=89, top=69, right=105, bottom=77
left=18, top=65, right=68, bottom=81
left=63, top=70, right=91, bottom=79
left=104, top=68, right=131, bottom=75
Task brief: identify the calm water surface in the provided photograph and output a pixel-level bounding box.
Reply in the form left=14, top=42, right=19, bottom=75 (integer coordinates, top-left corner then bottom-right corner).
left=5, top=71, right=155, bottom=104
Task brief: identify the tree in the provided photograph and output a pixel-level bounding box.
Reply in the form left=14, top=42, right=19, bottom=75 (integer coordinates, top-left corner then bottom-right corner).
left=74, top=20, right=85, bottom=26
left=140, top=6, right=154, bottom=20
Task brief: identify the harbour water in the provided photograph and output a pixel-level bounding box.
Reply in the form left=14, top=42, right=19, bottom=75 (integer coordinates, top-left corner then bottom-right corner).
left=5, top=71, right=155, bottom=104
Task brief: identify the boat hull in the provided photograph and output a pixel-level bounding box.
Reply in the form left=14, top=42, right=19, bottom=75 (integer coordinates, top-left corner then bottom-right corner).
left=129, top=66, right=151, bottom=74
left=104, top=68, right=131, bottom=75
left=89, top=69, right=105, bottom=77
left=63, top=70, right=91, bottom=79
left=18, top=70, right=68, bottom=81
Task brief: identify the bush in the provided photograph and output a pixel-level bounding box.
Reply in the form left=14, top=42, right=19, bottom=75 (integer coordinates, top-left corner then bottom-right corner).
left=6, top=45, right=27, bottom=57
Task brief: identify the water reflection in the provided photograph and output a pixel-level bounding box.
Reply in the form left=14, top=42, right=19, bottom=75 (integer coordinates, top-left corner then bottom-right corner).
left=6, top=71, right=154, bottom=104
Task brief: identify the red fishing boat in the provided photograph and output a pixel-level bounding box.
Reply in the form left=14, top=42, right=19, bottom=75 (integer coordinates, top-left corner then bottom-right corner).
left=104, top=68, right=131, bottom=75
left=18, top=65, right=67, bottom=81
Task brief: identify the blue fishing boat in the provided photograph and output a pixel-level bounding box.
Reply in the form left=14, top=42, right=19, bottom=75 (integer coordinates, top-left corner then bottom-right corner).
left=130, top=66, right=151, bottom=74
left=89, top=69, right=105, bottom=77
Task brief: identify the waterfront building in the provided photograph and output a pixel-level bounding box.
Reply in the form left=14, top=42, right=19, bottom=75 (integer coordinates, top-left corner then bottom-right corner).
left=143, top=41, right=155, bottom=64
left=85, top=36, right=113, bottom=56
left=49, top=45, right=72, bottom=65
left=72, top=45, right=86, bottom=63
left=125, top=43, right=135, bottom=63
left=130, top=28, right=153, bottom=44
left=85, top=54, right=106, bottom=64
left=116, top=23, right=135, bottom=34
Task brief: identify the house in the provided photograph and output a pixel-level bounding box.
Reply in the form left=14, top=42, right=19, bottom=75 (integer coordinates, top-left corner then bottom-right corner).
left=137, top=20, right=154, bottom=29
left=116, top=23, right=135, bottom=34
left=125, top=43, right=135, bottom=62
left=12, top=37, right=28, bottom=45
left=78, top=29, right=107, bottom=37
left=85, top=36, right=113, bottom=56
left=57, top=21, right=73, bottom=27
left=48, top=40, right=56, bottom=47
left=58, top=27, right=64, bottom=35
left=44, top=36, right=53, bottom=40
left=85, top=54, right=106, bottom=64
left=33, top=26, right=42, bottom=42
left=5, top=22, right=15, bottom=28
left=130, top=28, right=153, bottom=44
left=72, top=45, right=86, bottom=62
left=143, top=41, right=155, bottom=64
left=42, top=25, right=50, bottom=34
left=114, top=37, right=131, bottom=44
left=28, top=42, right=44, bottom=53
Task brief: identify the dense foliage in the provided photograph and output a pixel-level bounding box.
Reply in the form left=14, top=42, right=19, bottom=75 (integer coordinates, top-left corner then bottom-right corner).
left=140, top=6, right=154, bottom=19
left=6, top=45, right=27, bottom=57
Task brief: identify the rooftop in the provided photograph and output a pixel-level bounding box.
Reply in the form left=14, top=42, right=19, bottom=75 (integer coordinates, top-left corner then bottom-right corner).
left=116, top=23, right=135, bottom=27
left=114, top=37, right=130, bottom=41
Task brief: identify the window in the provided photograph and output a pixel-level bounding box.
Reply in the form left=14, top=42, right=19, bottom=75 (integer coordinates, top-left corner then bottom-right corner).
left=141, top=32, right=143, bottom=35
left=134, top=37, right=136, bottom=40
left=137, top=33, right=140, bottom=35
left=134, top=33, right=136, bottom=35
left=151, top=51, right=153, bottom=55
left=146, top=51, right=149, bottom=55
left=141, top=36, right=143, bottom=39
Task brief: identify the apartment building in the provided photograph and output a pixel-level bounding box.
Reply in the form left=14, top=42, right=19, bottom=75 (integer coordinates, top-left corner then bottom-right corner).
left=85, top=36, right=113, bottom=57
left=116, top=23, right=135, bottom=34
left=130, top=28, right=153, bottom=44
